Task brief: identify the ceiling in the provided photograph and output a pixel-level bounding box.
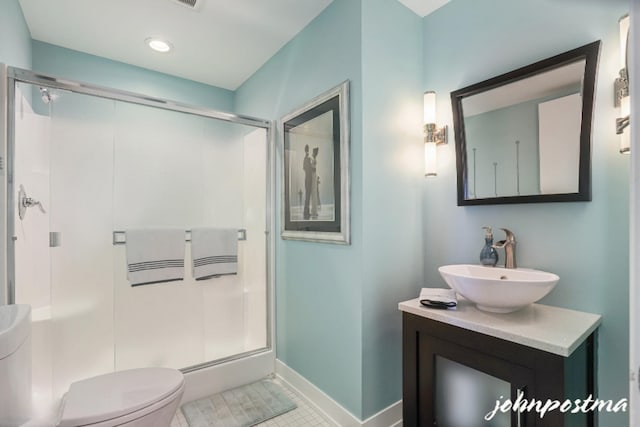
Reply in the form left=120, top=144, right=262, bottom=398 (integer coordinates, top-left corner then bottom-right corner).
left=462, top=61, right=586, bottom=117
left=19, top=0, right=450, bottom=91
left=397, top=0, right=450, bottom=17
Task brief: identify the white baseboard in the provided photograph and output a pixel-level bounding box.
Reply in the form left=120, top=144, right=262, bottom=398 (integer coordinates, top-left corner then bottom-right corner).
left=362, top=401, right=403, bottom=427
left=275, top=359, right=403, bottom=427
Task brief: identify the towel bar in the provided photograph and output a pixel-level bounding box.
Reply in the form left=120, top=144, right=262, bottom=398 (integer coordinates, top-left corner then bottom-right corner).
left=112, top=229, right=247, bottom=245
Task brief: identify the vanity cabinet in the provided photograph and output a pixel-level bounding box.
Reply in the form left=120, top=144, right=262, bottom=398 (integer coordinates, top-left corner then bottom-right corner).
left=399, top=299, right=601, bottom=427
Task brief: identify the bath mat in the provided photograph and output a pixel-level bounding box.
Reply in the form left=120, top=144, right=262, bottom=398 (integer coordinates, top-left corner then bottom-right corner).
left=181, top=379, right=297, bottom=427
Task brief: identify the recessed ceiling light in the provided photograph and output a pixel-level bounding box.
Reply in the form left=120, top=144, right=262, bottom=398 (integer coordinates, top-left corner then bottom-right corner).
left=145, top=38, right=173, bottom=53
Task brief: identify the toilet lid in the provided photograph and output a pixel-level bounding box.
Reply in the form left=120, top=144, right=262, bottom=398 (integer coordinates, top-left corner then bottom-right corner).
left=58, top=367, right=184, bottom=427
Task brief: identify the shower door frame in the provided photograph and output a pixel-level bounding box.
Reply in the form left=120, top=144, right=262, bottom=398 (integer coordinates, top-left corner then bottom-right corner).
left=0, top=64, right=7, bottom=307
left=2, top=66, right=276, bottom=383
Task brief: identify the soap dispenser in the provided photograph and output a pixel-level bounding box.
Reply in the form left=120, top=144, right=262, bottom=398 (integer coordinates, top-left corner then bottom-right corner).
left=480, top=227, right=499, bottom=267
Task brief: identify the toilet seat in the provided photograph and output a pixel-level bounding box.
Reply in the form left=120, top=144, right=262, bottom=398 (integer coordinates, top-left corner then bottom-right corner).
left=57, top=368, right=184, bottom=427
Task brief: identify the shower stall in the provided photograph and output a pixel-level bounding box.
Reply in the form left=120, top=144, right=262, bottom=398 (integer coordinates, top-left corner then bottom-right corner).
left=1, top=65, right=274, bottom=417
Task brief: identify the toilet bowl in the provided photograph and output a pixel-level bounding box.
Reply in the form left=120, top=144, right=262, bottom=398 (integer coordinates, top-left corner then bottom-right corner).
left=55, top=367, right=184, bottom=427
left=0, top=304, right=184, bottom=427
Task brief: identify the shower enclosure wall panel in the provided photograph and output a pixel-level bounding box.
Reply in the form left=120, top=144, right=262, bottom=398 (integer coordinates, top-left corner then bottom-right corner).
left=13, top=86, right=54, bottom=416
left=112, top=103, right=213, bottom=227
left=13, top=88, right=50, bottom=311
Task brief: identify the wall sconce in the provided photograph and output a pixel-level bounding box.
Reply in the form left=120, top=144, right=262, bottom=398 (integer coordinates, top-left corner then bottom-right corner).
left=615, top=14, right=630, bottom=153
left=424, top=91, right=447, bottom=176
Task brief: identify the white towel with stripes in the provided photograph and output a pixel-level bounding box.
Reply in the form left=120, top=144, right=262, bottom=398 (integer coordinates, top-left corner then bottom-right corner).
left=125, top=229, right=185, bottom=286
left=191, top=228, right=238, bottom=280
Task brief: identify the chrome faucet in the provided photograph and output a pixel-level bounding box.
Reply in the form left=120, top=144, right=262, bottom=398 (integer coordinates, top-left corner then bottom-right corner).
left=492, top=228, right=517, bottom=269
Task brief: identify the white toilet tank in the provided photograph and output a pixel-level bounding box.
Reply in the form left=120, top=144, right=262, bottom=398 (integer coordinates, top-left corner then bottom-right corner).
left=0, top=304, right=32, bottom=427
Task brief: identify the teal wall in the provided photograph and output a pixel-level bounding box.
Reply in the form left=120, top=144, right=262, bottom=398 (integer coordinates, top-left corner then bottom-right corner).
left=422, top=0, right=630, bottom=425
left=465, top=99, right=542, bottom=198
left=360, top=0, right=423, bottom=417
left=31, top=41, right=234, bottom=112
left=236, top=0, right=366, bottom=417
left=237, top=0, right=424, bottom=419
left=0, top=0, right=31, bottom=68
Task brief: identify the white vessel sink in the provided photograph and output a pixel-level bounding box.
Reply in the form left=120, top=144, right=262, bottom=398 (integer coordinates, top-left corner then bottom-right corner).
left=438, top=264, right=559, bottom=313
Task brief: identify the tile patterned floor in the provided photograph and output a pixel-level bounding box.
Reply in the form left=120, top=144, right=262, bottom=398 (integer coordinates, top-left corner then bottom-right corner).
left=171, top=377, right=336, bottom=427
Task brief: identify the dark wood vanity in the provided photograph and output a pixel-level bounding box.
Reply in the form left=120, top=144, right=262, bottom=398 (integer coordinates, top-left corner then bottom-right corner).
left=400, top=298, right=601, bottom=427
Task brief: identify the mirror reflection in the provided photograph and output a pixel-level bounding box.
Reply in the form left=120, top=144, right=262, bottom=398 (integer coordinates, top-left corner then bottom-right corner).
left=451, top=41, right=600, bottom=205
left=463, top=60, right=584, bottom=198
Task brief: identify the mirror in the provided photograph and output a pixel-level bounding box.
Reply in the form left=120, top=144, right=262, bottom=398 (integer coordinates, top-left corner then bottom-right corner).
left=451, top=41, right=600, bottom=205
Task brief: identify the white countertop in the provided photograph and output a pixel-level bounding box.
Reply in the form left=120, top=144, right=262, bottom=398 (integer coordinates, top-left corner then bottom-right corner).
left=398, top=298, right=601, bottom=357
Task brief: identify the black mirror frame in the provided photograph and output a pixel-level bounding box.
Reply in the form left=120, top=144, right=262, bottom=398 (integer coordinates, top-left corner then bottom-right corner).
left=451, top=40, right=601, bottom=206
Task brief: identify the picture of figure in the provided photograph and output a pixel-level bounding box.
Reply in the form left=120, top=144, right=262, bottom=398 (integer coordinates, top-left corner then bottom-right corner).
left=310, top=147, right=319, bottom=218
left=286, top=108, right=336, bottom=223
left=303, top=144, right=312, bottom=219
left=281, top=81, right=349, bottom=244
left=316, top=176, right=321, bottom=210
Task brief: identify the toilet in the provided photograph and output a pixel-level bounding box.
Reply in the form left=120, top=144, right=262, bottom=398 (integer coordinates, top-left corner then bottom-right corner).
left=0, top=304, right=185, bottom=427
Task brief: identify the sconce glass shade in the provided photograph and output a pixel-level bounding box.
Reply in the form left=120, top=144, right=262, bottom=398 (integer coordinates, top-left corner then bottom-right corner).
left=424, top=91, right=447, bottom=175
left=425, top=140, right=438, bottom=176
left=620, top=15, right=629, bottom=70
left=424, top=91, right=437, bottom=124
left=619, top=14, right=630, bottom=153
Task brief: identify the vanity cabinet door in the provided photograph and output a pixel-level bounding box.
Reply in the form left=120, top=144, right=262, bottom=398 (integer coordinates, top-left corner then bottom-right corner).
left=402, top=312, right=594, bottom=427
left=420, top=336, right=537, bottom=427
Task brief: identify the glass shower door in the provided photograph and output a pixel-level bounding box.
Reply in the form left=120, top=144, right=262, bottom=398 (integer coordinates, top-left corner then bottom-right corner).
left=110, top=101, right=268, bottom=371
left=111, top=102, right=208, bottom=370
left=47, top=88, right=117, bottom=400
left=10, top=73, right=271, bottom=415
left=12, top=82, right=118, bottom=414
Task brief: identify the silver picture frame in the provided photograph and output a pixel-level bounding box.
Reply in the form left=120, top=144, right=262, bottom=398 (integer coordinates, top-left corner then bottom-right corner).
left=280, top=80, right=350, bottom=244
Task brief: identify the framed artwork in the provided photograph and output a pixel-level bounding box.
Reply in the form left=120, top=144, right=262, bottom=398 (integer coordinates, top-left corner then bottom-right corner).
left=280, top=81, right=350, bottom=244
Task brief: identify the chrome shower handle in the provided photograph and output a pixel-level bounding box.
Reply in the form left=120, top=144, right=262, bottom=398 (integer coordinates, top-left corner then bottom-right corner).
left=24, top=197, right=46, bottom=213
left=18, top=184, right=46, bottom=220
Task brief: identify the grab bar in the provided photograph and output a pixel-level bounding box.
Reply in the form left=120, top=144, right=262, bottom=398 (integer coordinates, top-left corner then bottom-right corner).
left=112, top=229, right=247, bottom=245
